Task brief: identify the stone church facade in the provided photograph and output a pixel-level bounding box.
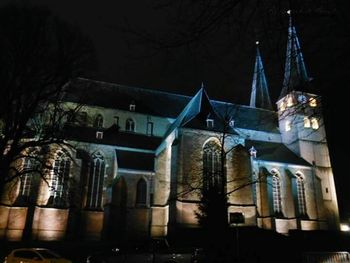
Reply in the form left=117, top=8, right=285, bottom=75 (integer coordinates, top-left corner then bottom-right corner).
left=0, top=14, right=339, bottom=241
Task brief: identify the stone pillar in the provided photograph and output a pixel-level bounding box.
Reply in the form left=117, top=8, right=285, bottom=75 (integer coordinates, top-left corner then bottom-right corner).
left=151, top=147, right=171, bottom=237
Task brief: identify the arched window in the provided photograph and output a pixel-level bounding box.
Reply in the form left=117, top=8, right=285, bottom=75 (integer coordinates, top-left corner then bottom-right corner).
left=296, top=173, right=307, bottom=216
left=271, top=169, right=282, bottom=215
left=94, top=114, right=103, bottom=128
left=125, top=118, right=135, bottom=132
left=49, top=152, right=71, bottom=207
left=203, top=140, right=222, bottom=191
left=136, top=178, right=147, bottom=205
left=86, top=152, right=105, bottom=209
left=18, top=158, right=33, bottom=200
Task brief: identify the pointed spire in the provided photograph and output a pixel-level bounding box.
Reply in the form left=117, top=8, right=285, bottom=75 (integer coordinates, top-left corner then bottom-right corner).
left=280, top=10, right=310, bottom=99
left=250, top=41, right=272, bottom=110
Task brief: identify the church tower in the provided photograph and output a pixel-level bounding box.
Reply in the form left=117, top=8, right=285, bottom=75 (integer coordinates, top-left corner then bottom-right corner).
left=277, top=11, right=339, bottom=229
left=250, top=41, right=272, bottom=110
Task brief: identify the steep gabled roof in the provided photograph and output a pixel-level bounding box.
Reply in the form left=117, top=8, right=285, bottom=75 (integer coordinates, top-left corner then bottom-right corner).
left=250, top=43, right=272, bottom=110
left=163, top=86, right=237, bottom=138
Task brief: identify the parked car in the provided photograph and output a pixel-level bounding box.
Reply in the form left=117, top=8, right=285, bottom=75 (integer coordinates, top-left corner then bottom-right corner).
left=4, top=248, right=71, bottom=263
left=86, top=238, right=200, bottom=263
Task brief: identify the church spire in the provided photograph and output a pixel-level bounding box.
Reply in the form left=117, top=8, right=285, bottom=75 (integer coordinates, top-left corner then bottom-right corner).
left=250, top=41, right=272, bottom=110
left=280, top=10, right=310, bottom=99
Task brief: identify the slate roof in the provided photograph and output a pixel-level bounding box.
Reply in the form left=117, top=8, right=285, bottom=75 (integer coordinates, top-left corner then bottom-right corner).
left=64, top=125, right=162, bottom=151
left=116, top=149, right=155, bottom=171
left=245, top=140, right=310, bottom=166
left=250, top=45, right=273, bottom=110
left=65, top=78, right=279, bottom=133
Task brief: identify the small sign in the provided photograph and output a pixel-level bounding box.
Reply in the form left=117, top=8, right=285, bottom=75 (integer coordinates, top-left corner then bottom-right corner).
left=230, top=212, right=245, bottom=224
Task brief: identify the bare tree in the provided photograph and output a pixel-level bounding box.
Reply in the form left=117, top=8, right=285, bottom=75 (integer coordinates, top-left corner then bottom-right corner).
left=0, top=3, right=96, bottom=198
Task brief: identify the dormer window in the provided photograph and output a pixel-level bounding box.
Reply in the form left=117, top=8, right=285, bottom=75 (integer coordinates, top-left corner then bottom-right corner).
left=304, top=117, right=311, bottom=128
left=94, top=114, right=103, bottom=129
left=285, top=120, right=291, bottom=131
left=249, top=146, right=257, bottom=158
left=96, top=131, right=103, bottom=139
left=309, top=97, right=317, bottom=107
left=229, top=120, right=235, bottom=128
left=206, top=118, right=214, bottom=128
left=311, top=118, right=319, bottom=130
left=126, top=118, right=135, bottom=132
left=129, top=102, right=136, bottom=111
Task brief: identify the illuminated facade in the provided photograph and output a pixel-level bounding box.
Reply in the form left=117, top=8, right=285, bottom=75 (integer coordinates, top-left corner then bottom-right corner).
left=0, top=15, right=339, bottom=241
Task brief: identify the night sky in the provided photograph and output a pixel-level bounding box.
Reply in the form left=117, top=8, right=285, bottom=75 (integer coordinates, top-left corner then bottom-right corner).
left=3, top=0, right=349, bottom=221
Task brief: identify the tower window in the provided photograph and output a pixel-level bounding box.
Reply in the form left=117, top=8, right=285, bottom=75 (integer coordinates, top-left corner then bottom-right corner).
left=279, top=101, right=286, bottom=112
left=285, top=120, right=291, bottom=131
left=311, top=118, right=319, bottom=130
left=304, top=117, right=311, bottom=128
left=287, top=95, right=294, bottom=107
left=126, top=118, right=135, bottom=132
left=309, top=97, right=317, bottom=107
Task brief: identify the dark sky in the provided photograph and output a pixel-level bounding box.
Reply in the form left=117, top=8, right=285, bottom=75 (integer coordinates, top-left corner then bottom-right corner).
left=4, top=0, right=349, bottom=220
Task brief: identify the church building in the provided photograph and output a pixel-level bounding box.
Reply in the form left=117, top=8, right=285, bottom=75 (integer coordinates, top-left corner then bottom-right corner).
left=0, top=13, right=339, bottom=241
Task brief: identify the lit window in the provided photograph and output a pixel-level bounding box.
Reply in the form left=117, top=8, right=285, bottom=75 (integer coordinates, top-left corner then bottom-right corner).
left=280, top=101, right=286, bottom=112
left=296, top=173, right=307, bottom=216
left=49, top=152, right=71, bottom=207
left=206, top=118, right=214, bottom=128
left=285, top=120, right=291, bottom=131
left=304, top=117, right=311, bottom=128
left=287, top=95, right=294, bottom=107
left=136, top=178, right=147, bottom=205
left=311, top=118, right=319, bottom=130
left=94, top=114, right=103, bottom=129
left=19, top=158, right=33, bottom=199
left=96, top=131, right=103, bottom=139
left=86, top=152, right=105, bottom=210
left=271, top=170, right=282, bottom=215
left=126, top=118, right=135, bottom=132
left=309, top=97, right=317, bottom=107
left=203, top=141, right=222, bottom=191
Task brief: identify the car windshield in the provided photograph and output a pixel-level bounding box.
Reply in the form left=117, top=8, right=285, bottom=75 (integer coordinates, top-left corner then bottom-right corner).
left=37, top=250, right=61, bottom=259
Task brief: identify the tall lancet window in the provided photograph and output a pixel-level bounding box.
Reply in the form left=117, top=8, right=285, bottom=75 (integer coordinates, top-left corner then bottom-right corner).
left=136, top=178, right=147, bottom=205
left=18, top=157, right=33, bottom=201
left=49, top=152, right=71, bottom=207
left=271, top=169, right=282, bottom=215
left=203, top=140, right=222, bottom=191
left=296, top=173, right=307, bottom=216
left=86, top=152, right=105, bottom=210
